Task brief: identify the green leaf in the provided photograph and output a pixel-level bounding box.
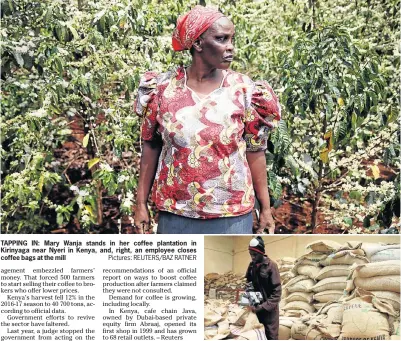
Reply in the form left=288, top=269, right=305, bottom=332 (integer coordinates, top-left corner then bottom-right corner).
left=45, top=6, right=53, bottom=22
left=351, top=112, right=357, bottom=130
left=67, top=23, right=79, bottom=40
left=369, top=223, right=380, bottom=231
left=319, top=149, right=329, bottom=164
left=38, top=174, right=44, bottom=192
left=107, top=182, right=118, bottom=196
left=83, top=134, right=90, bottom=148
left=366, top=192, right=376, bottom=206
left=268, top=171, right=282, bottom=200
left=57, top=213, right=64, bottom=226
left=99, top=15, right=106, bottom=33
left=54, top=57, right=63, bottom=74
left=13, top=53, right=24, bottom=67
left=84, top=205, right=95, bottom=217
left=324, top=94, right=334, bottom=115
left=370, top=165, right=381, bottom=179
left=343, top=217, right=353, bottom=226
left=349, top=191, right=362, bottom=201
left=297, top=182, right=306, bottom=194
left=368, top=91, right=378, bottom=107
left=55, top=26, right=63, bottom=41
left=88, top=158, right=100, bottom=170
left=363, top=216, right=371, bottom=228
left=8, top=0, right=14, bottom=12
left=285, top=155, right=300, bottom=177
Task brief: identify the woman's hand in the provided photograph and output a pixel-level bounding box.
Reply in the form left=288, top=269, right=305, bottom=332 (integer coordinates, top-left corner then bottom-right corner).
left=134, top=140, right=162, bottom=234
left=256, top=208, right=275, bottom=234
left=133, top=203, right=150, bottom=234
left=246, top=151, right=275, bottom=234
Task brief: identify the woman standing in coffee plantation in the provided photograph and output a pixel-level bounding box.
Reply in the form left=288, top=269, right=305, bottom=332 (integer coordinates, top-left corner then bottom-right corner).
left=133, top=6, right=281, bottom=234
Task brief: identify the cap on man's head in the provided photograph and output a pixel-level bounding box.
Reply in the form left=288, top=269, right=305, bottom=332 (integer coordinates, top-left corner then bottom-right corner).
left=249, top=236, right=265, bottom=255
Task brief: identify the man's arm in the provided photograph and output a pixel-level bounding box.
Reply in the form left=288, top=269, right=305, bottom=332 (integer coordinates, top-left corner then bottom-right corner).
left=259, top=262, right=282, bottom=312
left=245, top=262, right=253, bottom=283
left=246, top=150, right=275, bottom=234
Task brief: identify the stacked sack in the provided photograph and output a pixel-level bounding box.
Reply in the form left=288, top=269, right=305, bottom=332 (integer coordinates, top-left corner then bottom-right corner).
left=286, top=241, right=341, bottom=340
left=316, top=302, right=344, bottom=325
left=362, top=242, right=400, bottom=262
left=361, top=242, right=400, bottom=316
left=277, top=257, right=296, bottom=285
left=290, top=310, right=342, bottom=340
left=278, top=316, right=299, bottom=340
left=204, top=299, right=266, bottom=340
left=205, top=272, right=247, bottom=302
left=338, top=288, right=397, bottom=340
left=299, top=299, right=345, bottom=340
left=392, top=318, right=400, bottom=340
left=281, top=276, right=316, bottom=317
left=288, top=299, right=344, bottom=339
left=311, top=241, right=369, bottom=310
left=289, top=287, right=399, bottom=341
left=278, top=240, right=401, bottom=340
left=205, top=298, right=231, bottom=339
left=346, top=259, right=400, bottom=312
left=347, top=242, right=400, bottom=314
left=282, top=240, right=342, bottom=318
left=275, top=258, right=312, bottom=338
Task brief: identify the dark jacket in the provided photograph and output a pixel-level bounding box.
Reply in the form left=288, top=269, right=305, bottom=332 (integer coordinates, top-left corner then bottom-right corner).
left=245, top=255, right=282, bottom=340
left=245, top=256, right=282, bottom=311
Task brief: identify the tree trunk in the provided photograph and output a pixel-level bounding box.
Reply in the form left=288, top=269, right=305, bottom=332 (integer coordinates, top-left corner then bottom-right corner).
left=311, top=161, right=323, bottom=232
left=95, top=179, right=103, bottom=226
left=311, top=0, right=316, bottom=30
left=311, top=112, right=327, bottom=232
left=86, top=123, right=103, bottom=227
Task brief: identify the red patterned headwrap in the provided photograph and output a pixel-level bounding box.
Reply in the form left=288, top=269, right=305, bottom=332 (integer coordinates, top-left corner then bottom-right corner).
left=172, top=5, right=225, bottom=51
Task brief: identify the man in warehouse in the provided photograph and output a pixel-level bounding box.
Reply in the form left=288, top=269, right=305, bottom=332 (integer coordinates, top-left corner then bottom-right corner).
left=246, top=236, right=282, bottom=340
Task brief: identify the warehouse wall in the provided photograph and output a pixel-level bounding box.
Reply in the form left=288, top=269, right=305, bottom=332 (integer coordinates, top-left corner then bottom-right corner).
left=204, top=236, right=234, bottom=274
left=233, top=236, right=295, bottom=275
left=204, top=235, right=400, bottom=275
left=232, top=235, right=401, bottom=274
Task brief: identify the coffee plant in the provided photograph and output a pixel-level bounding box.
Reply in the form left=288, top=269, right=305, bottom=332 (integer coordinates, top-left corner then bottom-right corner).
left=1, top=0, right=399, bottom=233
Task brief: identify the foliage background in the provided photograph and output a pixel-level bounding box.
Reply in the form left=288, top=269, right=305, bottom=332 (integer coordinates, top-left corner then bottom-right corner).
left=1, top=0, right=399, bottom=234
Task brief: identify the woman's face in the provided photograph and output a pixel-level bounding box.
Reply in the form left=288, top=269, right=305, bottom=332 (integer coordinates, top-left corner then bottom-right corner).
left=195, top=17, right=235, bottom=69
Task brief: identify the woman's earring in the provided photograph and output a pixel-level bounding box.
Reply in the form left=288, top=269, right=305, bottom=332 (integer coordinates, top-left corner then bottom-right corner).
left=193, top=39, right=202, bottom=52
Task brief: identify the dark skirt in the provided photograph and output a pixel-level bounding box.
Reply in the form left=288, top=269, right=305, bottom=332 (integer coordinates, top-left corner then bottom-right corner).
left=157, top=211, right=253, bottom=234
